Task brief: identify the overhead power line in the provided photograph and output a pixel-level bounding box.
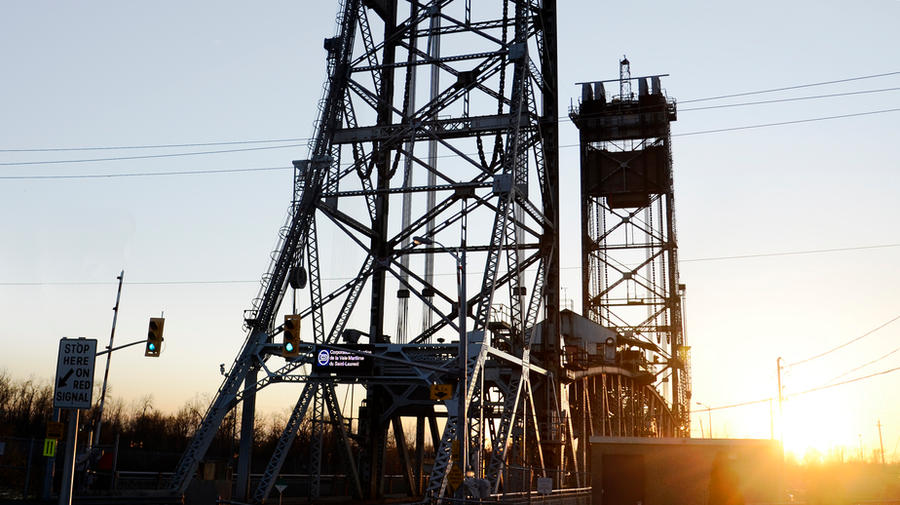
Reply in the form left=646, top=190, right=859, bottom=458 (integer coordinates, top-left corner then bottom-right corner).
left=827, top=343, right=900, bottom=383
left=0, top=143, right=307, bottom=167
left=696, top=363, right=900, bottom=412
left=679, top=70, right=900, bottom=103
left=0, top=280, right=259, bottom=286
left=8, top=105, right=900, bottom=180
left=0, top=137, right=309, bottom=153
left=788, top=365, right=900, bottom=398
left=3, top=102, right=900, bottom=172
left=680, top=243, right=900, bottom=263
left=0, top=166, right=291, bottom=180
left=679, top=87, right=900, bottom=112
left=3, top=103, right=900, bottom=172
left=788, top=313, right=900, bottom=367
left=3, top=241, right=898, bottom=286
left=699, top=397, right=773, bottom=412
left=673, top=107, right=900, bottom=137
left=1, top=69, right=896, bottom=153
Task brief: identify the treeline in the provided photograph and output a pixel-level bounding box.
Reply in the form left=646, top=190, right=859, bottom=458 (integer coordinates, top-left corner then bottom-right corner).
left=0, top=372, right=54, bottom=439
left=0, top=372, right=391, bottom=478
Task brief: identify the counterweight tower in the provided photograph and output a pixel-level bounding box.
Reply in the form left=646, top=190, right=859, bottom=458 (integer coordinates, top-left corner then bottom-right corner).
left=570, top=59, right=691, bottom=434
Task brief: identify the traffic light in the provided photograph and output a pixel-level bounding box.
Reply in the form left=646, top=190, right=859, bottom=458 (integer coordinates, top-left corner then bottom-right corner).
left=145, top=317, right=164, bottom=357
left=283, top=315, right=301, bottom=359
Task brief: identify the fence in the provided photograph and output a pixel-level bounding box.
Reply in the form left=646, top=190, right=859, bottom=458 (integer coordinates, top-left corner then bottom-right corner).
left=0, top=435, right=54, bottom=499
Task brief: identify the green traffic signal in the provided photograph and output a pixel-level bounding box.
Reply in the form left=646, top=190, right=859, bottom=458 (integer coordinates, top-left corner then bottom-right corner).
left=146, top=317, right=164, bottom=357
left=283, top=315, right=301, bottom=359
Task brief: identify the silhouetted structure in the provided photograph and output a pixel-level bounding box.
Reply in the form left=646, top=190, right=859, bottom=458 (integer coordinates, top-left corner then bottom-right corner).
left=570, top=58, right=690, bottom=439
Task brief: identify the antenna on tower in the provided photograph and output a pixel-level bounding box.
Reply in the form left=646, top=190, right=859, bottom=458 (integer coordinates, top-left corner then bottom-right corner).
left=619, top=55, right=631, bottom=99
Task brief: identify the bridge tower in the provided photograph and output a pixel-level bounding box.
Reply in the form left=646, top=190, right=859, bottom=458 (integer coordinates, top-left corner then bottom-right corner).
left=569, top=58, right=691, bottom=435
left=168, top=1, right=575, bottom=502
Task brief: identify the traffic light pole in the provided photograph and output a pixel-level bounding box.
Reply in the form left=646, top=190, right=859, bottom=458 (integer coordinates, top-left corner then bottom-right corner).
left=94, top=339, right=150, bottom=356
left=93, top=270, right=124, bottom=450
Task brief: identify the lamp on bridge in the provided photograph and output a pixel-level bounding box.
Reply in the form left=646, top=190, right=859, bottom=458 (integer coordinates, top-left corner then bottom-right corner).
left=696, top=401, right=713, bottom=439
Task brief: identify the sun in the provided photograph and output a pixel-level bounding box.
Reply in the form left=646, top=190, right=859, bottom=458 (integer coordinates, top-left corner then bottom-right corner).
left=780, top=394, right=858, bottom=462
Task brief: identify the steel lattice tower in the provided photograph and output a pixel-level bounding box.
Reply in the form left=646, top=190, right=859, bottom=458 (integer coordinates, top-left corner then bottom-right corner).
left=168, top=1, right=572, bottom=502
left=570, top=60, right=691, bottom=435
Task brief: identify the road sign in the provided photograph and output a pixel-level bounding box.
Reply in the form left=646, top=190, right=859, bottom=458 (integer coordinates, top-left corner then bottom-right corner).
left=275, top=484, right=287, bottom=493
left=313, top=344, right=374, bottom=375
left=46, top=421, right=64, bottom=439
left=43, top=438, right=57, bottom=457
left=430, top=383, right=453, bottom=400
left=54, top=338, right=97, bottom=409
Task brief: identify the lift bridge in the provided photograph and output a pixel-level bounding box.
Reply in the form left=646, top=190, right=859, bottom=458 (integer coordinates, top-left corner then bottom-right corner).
left=167, top=1, right=687, bottom=503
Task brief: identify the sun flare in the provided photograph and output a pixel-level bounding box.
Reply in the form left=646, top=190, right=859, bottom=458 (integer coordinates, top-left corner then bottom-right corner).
left=780, top=395, right=859, bottom=462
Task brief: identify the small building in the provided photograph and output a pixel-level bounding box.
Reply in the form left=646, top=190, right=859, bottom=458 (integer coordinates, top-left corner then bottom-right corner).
left=590, top=436, right=783, bottom=505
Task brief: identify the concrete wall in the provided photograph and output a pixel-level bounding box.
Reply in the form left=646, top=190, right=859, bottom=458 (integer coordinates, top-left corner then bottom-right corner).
left=590, top=436, right=783, bottom=505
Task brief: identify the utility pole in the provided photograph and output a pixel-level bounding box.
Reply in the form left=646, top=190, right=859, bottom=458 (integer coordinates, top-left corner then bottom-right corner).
left=877, top=420, right=886, bottom=467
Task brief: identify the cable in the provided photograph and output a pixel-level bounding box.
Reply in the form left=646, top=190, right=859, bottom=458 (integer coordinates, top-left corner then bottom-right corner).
left=697, top=364, right=900, bottom=411
left=787, top=365, right=900, bottom=398
left=2, top=69, right=897, bottom=154
left=0, top=280, right=259, bottom=286
left=695, top=365, right=900, bottom=415
left=678, top=71, right=900, bottom=104
left=0, top=137, right=309, bottom=153
left=679, top=243, right=900, bottom=263
left=0, top=143, right=308, bottom=167
left=9, top=104, right=900, bottom=180
left=827, top=343, right=900, bottom=383
left=673, top=107, right=900, bottom=137
left=0, top=165, right=291, bottom=180
left=697, top=397, right=773, bottom=412
left=787, top=313, right=900, bottom=367
left=4, top=103, right=900, bottom=174
left=4, top=241, right=899, bottom=286
left=679, top=87, right=900, bottom=112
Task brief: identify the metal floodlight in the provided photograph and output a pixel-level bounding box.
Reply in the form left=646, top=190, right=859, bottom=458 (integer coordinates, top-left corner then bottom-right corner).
left=342, top=329, right=364, bottom=344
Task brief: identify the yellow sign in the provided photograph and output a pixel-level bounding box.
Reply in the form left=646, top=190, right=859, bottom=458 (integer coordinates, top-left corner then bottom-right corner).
left=46, top=421, right=64, bottom=440
left=451, top=440, right=459, bottom=457
left=430, top=384, right=452, bottom=401
left=447, top=464, right=463, bottom=488
left=43, top=439, right=57, bottom=458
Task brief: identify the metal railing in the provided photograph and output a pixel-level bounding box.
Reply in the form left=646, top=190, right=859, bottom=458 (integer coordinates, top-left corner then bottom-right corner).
left=427, top=487, right=593, bottom=505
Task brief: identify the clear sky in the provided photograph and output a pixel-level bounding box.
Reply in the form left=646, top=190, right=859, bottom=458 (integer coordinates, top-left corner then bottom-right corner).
left=1, top=1, right=898, bottom=462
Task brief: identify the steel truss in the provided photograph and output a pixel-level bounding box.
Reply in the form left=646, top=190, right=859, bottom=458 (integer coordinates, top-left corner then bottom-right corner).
left=170, top=0, right=565, bottom=502
left=570, top=63, right=691, bottom=436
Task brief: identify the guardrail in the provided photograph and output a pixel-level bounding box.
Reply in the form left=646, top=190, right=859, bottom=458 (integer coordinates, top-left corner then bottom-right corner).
left=428, top=488, right=593, bottom=505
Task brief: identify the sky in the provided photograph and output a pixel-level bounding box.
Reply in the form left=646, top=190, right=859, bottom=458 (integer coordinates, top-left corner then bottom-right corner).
left=1, top=1, right=899, bottom=462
